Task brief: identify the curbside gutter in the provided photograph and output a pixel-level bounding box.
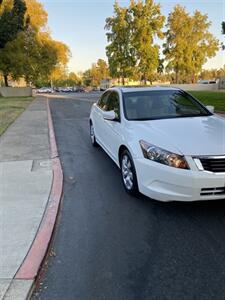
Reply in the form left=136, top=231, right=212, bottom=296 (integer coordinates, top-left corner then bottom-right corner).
left=14, top=99, right=63, bottom=289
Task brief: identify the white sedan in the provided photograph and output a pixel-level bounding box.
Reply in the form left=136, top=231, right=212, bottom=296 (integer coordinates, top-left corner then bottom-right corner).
left=37, top=87, right=54, bottom=94
left=89, top=87, right=225, bottom=202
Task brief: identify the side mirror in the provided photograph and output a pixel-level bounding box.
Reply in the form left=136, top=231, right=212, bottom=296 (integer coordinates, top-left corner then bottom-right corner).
left=206, top=105, right=215, bottom=114
left=103, top=110, right=116, bottom=121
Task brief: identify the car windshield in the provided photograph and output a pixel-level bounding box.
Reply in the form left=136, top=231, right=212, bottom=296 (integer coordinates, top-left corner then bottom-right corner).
left=123, top=90, right=211, bottom=121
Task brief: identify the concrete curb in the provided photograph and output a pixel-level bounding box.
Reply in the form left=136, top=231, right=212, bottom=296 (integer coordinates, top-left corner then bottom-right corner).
left=14, top=99, right=63, bottom=287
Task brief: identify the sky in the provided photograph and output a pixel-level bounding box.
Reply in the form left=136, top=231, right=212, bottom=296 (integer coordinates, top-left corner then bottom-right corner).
left=40, top=0, right=225, bottom=73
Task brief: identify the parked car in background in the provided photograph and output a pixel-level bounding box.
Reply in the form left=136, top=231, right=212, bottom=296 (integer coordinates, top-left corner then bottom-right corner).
left=76, top=87, right=85, bottom=93
left=59, top=87, right=76, bottom=93
left=54, top=87, right=62, bottom=92
left=90, top=86, right=225, bottom=202
left=60, top=87, right=69, bottom=93
left=198, top=80, right=217, bottom=84
left=92, top=87, right=100, bottom=92
left=37, top=87, right=54, bottom=94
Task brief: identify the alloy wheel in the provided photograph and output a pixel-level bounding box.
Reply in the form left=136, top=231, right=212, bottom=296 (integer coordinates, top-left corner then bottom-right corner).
left=122, top=155, right=134, bottom=190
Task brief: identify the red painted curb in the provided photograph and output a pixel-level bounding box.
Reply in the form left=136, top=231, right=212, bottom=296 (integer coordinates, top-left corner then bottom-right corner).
left=15, top=99, right=63, bottom=280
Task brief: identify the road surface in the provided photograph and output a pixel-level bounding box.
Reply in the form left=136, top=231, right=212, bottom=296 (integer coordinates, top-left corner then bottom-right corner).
left=33, top=93, right=225, bottom=300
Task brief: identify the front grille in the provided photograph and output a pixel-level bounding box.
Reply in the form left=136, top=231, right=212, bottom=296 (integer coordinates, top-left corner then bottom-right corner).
left=201, top=187, right=225, bottom=196
left=199, top=157, right=225, bottom=173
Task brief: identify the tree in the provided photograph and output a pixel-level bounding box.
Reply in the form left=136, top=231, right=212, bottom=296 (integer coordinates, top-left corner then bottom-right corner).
left=0, top=28, right=59, bottom=85
left=222, top=22, right=225, bottom=50
left=200, top=66, right=225, bottom=80
left=0, top=0, right=48, bottom=30
left=68, top=72, right=80, bottom=85
left=25, top=0, right=47, bottom=31
left=105, top=2, right=135, bottom=85
left=0, top=0, right=26, bottom=85
left=96, top=59, right=109, bottom=80
left=49, top=40, right=71, bottom=86
left=163, top=5, right=219, bottom=83
left=0, top=0, right=26, bottom=49
left=44, top=71, right=80, bottom=88
left=82, top=69, right=92, bottom=86
left=49, top=66, right=67, bottom=86
left=222, top=22, right=225, bottom=34
left=81, top=59, right=109, bottom=87
left=0, top=0, right=71, bottom=86
left=129, top=0, right=165, bottom=84
left=0, top=0, right=13, bottom=16
left=157, top=57, right=164, bottom=74
left=89, top=59, right=109, bottom=86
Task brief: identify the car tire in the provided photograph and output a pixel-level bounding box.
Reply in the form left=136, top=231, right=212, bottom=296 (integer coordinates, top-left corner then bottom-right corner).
left=120, top=149, right=139, bottom=196
left=90, top=122, right=98, bottom=147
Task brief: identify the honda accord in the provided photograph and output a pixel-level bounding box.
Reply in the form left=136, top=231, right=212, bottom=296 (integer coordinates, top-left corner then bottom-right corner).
left=89, top=87, right=225, bottom=202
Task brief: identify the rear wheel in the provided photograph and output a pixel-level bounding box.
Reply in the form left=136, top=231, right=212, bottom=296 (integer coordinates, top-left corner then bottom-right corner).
left=90, top=122, right=98, bottom=147
left=120, top=150, right=139, bottom=196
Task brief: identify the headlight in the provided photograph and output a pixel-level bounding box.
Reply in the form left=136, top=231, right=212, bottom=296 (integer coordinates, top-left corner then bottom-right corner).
left=139, top=140, right=189, bottom=170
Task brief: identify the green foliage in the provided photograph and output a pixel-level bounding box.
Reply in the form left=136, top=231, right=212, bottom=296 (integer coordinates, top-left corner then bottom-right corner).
left=0, top=28, right=58, bottom=84
left=189, top=91, right=225, bottom=111
left=105, top=2, right=135, bottom=84
left=82, top=59, right=109, bottom=87
left=67, top=72, right=80, bottom=85
left=105, top=0, right=164, bottom=84
left=222, top=22, right=225, bottom=50
left=0, top=0, right=71, bottom=86
left=129, top=0, right=165, bottom=83
left=82, top=69, right=92, bottom=86
left=0, top=0, right=26, bottom=49
left=45, top=72, right=81, bottom=88
left=25, top=0, right=48, bottom=31
left=90, top=59, right=109, bottom=86
left=163, top=5, right=219, bottom=83
left=96, top=59, right=109, bottom=80
left=200, top=65, right=225, bottom=80
left=222, top=22, right=225, bottom=34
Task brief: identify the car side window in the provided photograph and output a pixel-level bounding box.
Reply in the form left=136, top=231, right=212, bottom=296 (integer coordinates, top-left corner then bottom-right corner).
left=105, top=92, right=120, bottom=119
left=97, top=92, right=109, bottom=111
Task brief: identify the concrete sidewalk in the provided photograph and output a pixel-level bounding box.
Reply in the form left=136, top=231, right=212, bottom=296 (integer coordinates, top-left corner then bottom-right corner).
left=0, top=98, right=54, bottom=299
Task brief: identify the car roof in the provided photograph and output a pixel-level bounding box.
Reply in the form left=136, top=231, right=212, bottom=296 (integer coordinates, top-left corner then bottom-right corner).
left=110, top=86, right=180, bottom=93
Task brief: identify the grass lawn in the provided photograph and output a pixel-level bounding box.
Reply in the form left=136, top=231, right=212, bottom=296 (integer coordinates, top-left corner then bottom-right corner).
left=188, top=91, right=225, bottom=112
left=0, top=97, right=33, bottom=136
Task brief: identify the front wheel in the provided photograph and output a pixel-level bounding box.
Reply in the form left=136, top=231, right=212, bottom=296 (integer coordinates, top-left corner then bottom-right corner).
left=90, top=122, right=98, bottom=147
left=120, top=150, right=139, bottom=196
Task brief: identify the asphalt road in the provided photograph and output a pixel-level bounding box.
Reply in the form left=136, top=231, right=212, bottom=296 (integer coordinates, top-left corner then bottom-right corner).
left=33, top=93, right=225, bottom=300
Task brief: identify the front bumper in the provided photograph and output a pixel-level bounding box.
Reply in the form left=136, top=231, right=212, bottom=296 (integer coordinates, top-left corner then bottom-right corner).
left=134, top=158, right=225, bottom=202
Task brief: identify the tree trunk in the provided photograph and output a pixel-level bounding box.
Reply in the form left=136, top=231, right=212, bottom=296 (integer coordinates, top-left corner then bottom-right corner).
left=175, top=71, right=178, bottom=84
left=175, top=63, right=179, bottom=84
left=143, top=74, right=147, bottom=85
left=122, top=77, right=125, bottom=86
left=4, top=74, right=8, bottom=87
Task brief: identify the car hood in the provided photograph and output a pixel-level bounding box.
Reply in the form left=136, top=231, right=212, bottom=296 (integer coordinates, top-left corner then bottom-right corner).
left=128, top=115, right=225, bottom=156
